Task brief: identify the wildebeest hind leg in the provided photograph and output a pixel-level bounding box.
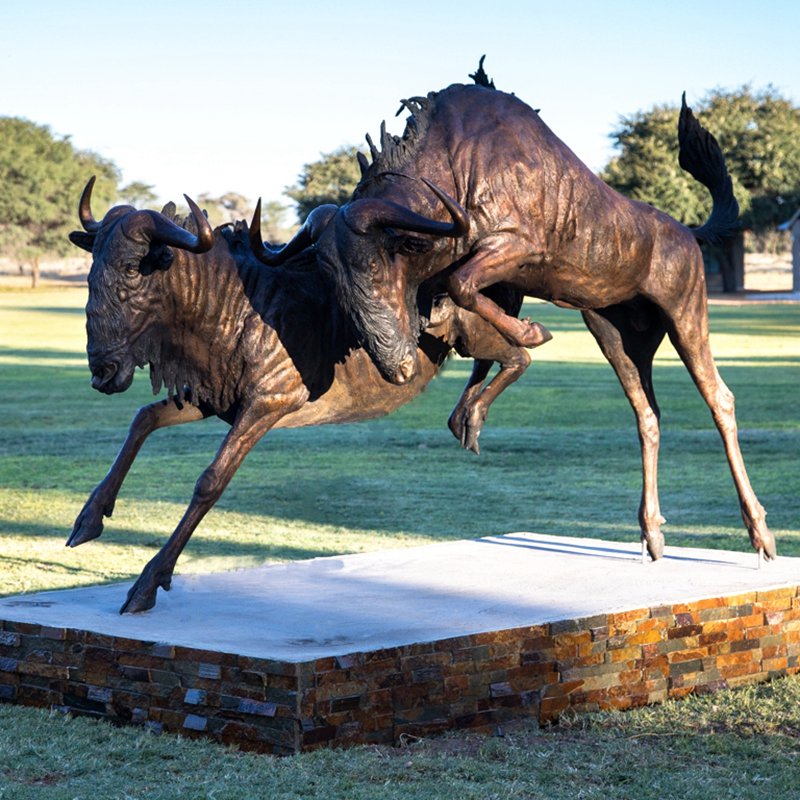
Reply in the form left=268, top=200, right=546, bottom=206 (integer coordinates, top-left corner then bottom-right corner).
left=665, top=303, right=776, bottom=560
left=67, top=399, right=206, bottom=548
left=582, top=306, right=667, bottom=560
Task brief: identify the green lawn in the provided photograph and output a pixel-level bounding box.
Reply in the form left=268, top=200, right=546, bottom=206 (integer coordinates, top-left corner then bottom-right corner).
left=1, top=286, right=799, bottom=798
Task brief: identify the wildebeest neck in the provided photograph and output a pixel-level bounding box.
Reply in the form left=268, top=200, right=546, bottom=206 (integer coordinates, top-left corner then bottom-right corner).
left=147, top=232, right=354, bottom=411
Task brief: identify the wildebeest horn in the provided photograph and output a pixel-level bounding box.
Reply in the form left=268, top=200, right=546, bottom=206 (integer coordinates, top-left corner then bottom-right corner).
left=343, top=178, right=469, bottom=238
left=122, top=195, right=214, bottom=254
left=249, top=200, right=338, bottom=266
left=78, top=176, right=101, bottom=233
left=357, top=151, right=370, bottom=178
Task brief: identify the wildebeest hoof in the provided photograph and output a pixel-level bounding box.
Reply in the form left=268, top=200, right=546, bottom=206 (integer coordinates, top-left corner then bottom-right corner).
left=67, top=503, right=106, bottom=547
left=120, top=563, right=173, bottom=614
left=750, top=518, right=776, bottom=561
left=518, top=320, right=553, bottom=349
left=643, top=531, right=665, bottom=561
left=448, top=405, right=485, bottom=455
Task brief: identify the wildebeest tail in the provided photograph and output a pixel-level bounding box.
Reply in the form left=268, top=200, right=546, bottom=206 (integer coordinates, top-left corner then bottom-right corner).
left=678, top=93, right=739, bottom=246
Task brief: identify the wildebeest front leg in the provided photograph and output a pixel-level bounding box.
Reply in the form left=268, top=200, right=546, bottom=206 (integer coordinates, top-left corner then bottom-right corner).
left=449, top=355, right=531, bottom=454
left=449, top=359, right=493, bottom=452
left=448, top=237, right=553, bottom=349
left=120, top=403, right=283, bottom=614
left=67, top=400, right=206, bottom=548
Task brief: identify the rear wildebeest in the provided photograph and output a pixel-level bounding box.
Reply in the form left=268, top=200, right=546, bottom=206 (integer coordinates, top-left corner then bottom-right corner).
left=256, top=70, right=775, bottom=564
left=67, top=179, right=530, bottom=613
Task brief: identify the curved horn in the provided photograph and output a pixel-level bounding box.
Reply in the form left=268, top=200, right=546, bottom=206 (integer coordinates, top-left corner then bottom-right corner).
left=78, top=176, right=100, bottom=233
left=421, top=178, right=470, bottom=236
left=122, top=195, right=214, bottom=254
left=343, top=178, right=469, bottom=238
left=250, top=200, right=338, bottom=266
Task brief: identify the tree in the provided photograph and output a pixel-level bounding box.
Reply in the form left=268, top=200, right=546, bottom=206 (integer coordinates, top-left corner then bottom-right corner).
left=702, top=86, right=800, bottom=232
left=119, top=181, right=158, bottom=209
left=196, top=192, right=253, bottom=228
left=601, top=87, right=800, bottom=291
left=285, top=145, right=364, bottom=222
left=603, top=86, right=800, bottom=229
left=0, top=117, right=120, bottom=287
left=257, top=200, right=297, bottom=244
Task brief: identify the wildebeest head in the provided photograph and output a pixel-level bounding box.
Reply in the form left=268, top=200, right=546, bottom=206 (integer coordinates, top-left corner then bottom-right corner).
left=250, top=179, right=468, bottom=384
left=69, top=177, right=213, bottom=394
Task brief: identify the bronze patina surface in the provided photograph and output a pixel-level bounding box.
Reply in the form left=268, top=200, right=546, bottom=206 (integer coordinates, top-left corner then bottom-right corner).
left=258, top=63, right=774, bottom=563
left=67, top=181, right=529, bottom=613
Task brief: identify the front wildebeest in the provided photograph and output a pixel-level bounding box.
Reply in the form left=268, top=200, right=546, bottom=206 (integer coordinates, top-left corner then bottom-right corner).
left=257, top=74, right=775, bottom=564
left=67, top=179, right=530, bottom=613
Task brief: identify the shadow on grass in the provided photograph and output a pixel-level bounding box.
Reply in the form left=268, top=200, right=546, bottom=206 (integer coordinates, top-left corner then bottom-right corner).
left=525, top=300, right=800, bottom=339
left=0, top=347, right=86, bottom=362
left=712, top=355, right=800, bottom=366
left=10, top=306, right=86, bottom=316
left=1, top=553, right=117, bottom=581
left=2, top=302, right=796, bottom=585
left=0, top=515, right=374, bottom=567
left=706, top=305, right=800, bottom=337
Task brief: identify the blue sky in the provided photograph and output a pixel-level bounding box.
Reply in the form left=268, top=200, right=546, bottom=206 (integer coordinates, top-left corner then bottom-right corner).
left=2, top=0, right=798, bottom=215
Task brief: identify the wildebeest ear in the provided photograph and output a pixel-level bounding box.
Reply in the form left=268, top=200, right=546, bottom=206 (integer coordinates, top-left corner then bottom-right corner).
left=139, top=244, right=174, bottom=274
left=69, top=230, right=95, bottom=252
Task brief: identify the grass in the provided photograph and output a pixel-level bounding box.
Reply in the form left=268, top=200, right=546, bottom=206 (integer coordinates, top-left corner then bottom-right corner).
left=1, top=677, right=800, bottom=799
left=0, top=286, right=799, bottom=797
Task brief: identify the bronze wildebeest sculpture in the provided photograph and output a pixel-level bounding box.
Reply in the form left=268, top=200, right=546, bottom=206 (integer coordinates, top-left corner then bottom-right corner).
left=254, top=72, right=775, bottom=564
left=67, top=179, right=530, bottom=613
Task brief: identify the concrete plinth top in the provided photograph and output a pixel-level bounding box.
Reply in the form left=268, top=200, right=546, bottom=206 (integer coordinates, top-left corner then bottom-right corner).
left=1, top=534, right=797, bottom=662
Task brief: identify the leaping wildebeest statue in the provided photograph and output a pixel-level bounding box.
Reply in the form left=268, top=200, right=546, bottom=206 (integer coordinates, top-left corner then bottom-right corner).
left=256, top=63, right=775, bottom=564
left=67, top=179, right=530, bottom=613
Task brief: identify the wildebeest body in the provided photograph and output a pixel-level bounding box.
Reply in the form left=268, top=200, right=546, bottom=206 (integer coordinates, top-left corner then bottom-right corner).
left=347, top=85, right=699, bottom=321
left=68, top=189, right=530, bottom=612
left=283, top=76, right=774, bottom=563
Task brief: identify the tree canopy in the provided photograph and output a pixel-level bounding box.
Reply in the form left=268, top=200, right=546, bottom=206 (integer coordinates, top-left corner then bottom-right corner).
left=601, top=86, right=800, bottom=233
left=118, top=181, right=158, bottom=209
left=285, top=145, right=364, bottom=222
left=196, top=191, right=254, bottom=228
left=0, top=116, right=120, bottom=284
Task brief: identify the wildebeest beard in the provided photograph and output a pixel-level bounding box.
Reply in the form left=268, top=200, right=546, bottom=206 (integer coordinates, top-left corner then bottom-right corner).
left=318, top=249, right=421, bottom=380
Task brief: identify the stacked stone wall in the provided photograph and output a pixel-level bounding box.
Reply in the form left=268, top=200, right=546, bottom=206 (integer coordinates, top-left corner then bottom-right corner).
left=2, top=586, right=798, bottom=753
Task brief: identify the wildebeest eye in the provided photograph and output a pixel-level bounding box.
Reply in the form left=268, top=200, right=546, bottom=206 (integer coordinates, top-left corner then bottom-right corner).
left=387, top=234, right=432, bottom=257
left=398, top=236, right=433, bottom=256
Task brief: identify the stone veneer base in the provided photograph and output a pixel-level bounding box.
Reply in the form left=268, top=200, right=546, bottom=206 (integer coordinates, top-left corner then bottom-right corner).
left=2, top=584, right=799, bottom=753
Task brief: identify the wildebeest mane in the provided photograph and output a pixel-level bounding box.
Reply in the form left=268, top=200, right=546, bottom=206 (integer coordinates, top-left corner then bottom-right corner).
left=356, top=57, right=501, bottom=189
left=131, top=206, right=354, bottom=406
left=355, top=96, right=435, bottom=186
left=469, top=55, right=496, bottom=89
left=221, top=221, right=359, bottom=400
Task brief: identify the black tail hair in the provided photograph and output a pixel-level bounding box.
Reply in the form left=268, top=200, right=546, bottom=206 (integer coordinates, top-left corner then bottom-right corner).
left=678, top=93, right=739, bottom=245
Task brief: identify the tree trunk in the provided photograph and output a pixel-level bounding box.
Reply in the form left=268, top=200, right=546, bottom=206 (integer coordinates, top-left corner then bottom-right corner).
left=30, top=256, right=39, bottom=289
left=718, top=232, right=745, bottom=293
